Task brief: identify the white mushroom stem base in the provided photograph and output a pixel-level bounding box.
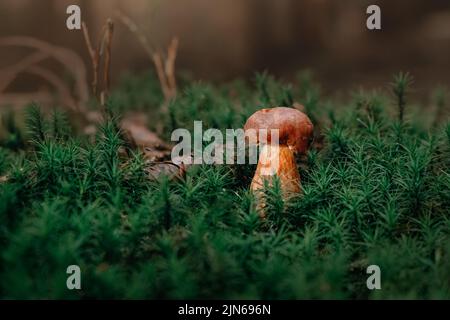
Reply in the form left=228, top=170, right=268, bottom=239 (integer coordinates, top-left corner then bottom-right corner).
left=251, top=144, right=301, bottom=210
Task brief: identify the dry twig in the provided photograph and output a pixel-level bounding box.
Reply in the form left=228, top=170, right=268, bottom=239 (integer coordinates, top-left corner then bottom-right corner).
left=165, top=37, right=179, bottom=99
left=116, top=10, right=178, bottom=106
left=0, top=36, right=89, bottom=109
left=81, top=21, right=100, bottom=97
left=27, top=65, right=78, bottom=110
left=81, top=19, right=115, bottom=106
left=102, top=19, right=114, bottom=102
left=0, top=51, right=48, bottom=93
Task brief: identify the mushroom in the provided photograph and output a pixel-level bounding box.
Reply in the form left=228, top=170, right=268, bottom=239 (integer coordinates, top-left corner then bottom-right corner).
left=244, top=107, right=313, bottom=208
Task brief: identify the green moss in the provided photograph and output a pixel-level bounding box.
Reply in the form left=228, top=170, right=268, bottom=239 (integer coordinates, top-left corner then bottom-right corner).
left=0, top=72, right=449, bottom=299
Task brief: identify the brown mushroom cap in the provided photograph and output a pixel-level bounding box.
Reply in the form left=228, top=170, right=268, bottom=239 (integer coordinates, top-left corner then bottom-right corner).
left=244, top=107, right=313, bottom=154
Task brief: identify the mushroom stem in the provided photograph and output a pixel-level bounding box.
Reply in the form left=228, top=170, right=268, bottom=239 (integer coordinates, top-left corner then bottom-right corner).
left=251, top=144, right=301, bottom=202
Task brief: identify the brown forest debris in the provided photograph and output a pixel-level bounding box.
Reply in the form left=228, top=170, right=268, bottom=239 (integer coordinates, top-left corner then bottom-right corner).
left=116, top=10, right=178, bottom=107
left=0, top=36, right=89, bottom=111
left=81, top=18, right=114, bottom=106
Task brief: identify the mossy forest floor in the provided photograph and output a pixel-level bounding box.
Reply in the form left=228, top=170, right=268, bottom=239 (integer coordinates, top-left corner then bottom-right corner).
left=0, top=71, right=449, bottom=299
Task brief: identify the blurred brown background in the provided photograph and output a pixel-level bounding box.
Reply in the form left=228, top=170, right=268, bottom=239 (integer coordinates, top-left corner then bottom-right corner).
left=1, top=0, right=450, bottom=102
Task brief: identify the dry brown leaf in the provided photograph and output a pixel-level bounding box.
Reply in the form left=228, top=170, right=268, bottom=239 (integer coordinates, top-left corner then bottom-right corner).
left=122, top=121, right=165, bottom=148
left=144, top=161, right=183, bottom=181
left=144, top=155, right=193, bottom=181
left=120, top=116, right=171, bottom=159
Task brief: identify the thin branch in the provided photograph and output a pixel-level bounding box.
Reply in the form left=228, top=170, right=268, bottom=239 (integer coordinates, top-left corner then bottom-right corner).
left=82, top=19, right=114, bottom=107
left=165, top=37, right=179, bottom=99
left=0, top=36, right=89, bottom=109
left=153, top=51, right=171, bottom=100
left=81, top=22, right=95, bottom=61
left=27, top=65, right=78, bottom=111
left=116, top=10, right=177, bottom=103
left=103, top=19, right=114, bottom=98
left=81, top=21, right=100, bottom=97
left=115, top=10, right=156, bottom=56
left=0, top=51, right=48, bottom=93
